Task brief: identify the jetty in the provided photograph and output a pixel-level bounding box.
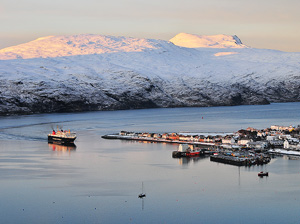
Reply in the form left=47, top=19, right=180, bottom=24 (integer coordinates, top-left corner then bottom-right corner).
left=210, top=153, right=271, bottom=166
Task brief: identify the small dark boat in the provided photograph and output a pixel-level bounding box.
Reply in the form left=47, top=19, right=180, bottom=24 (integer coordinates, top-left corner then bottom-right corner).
left=138, top=193, right=146, bottom=198
left=258, top=171, right=268, bottom=177
left=48, top=128, right=76, bottom=145
left=138, top=182, right=146, bottom=198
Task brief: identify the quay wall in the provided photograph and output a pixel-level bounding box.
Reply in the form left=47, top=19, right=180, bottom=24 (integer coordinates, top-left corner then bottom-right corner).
left=102, top=134, right=216, bottom=147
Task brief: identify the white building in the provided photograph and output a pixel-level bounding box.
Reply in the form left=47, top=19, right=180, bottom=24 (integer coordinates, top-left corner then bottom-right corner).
left=238, top=138, right=252, bottom=145
left=284, top=140, right=300, bottom=150
left=283, top=140, right=290, bottom=149
left=222, top=137, right=236, bottom=144
left=247, top=141, right=268, bottom=149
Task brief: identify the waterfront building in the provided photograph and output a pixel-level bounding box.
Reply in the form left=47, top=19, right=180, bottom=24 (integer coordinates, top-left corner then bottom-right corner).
left=269, top=140, right=284, bottom=147
left=119, top=131, right=135, bottom=136
left=168, top=133, right=179, bottom=140
left=247, top=141, right=268, bottom=150
left=153, top=133, right=161, bottom=138
left=162, top=133, right=168, bottom=139
left=179, top=135, right=192, bottom=141
left=222, top=136, right=236, bottom=144
left=238, top=137, right=252, bottom=145
left=283, top=139, right=300, bottom=150
left=284, top=140, right=289, bottom=149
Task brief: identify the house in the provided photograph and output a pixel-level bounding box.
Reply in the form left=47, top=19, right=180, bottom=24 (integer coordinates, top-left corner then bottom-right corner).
left=204, top=136, right=214, bottom=143
left=269, top=140, right=284, bottom=147
left=162, top=133, right=168, bottom=139
left=257, top=131, right=266, bottom=138
left=284, top=139, right=300, bottom=150
left=119, top=131, right=135, bottom=136
left=198, top=135, right=205, bottom=142
left=120, top=131, right=127, bottom=136
left=270, top=125, right=280, bottom=130
left=238, top=137, right=252, bottom=145
left=279, top=134, right=292, bottom=140
left=247, top=141, right=268, bottom=149
left=222, top=137, right=236, bottom=144
left=147, top=133, right=154, bottom=138
left=142, top=133, right=149, bottom=137
left=179, top=135, right=192, bottom=141
left=283, top=140, right=290, bottom=149
left=192, top=136, right=200, bottom=142
left=153, top=133, right=161, bottom=139
left=270, top=125, right=294, bottom=131
left=246, top=127, right=258, bottom=132
left=168, top=133, right=179, bottom=140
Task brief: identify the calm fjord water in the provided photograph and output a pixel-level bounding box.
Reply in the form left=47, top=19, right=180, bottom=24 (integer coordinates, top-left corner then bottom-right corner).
left=0, top=103, right=300, bottom=224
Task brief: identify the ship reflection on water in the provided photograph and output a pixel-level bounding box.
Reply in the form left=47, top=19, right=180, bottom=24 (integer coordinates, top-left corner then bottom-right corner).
left=173, top=156, right=208, bottom=166
left=48, top=143, right=76, bottom=154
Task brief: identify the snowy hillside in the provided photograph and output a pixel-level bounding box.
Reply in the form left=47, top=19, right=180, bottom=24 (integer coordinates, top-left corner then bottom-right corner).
left=0, top=34, right=162, bottom=60
left=0, top=33, right=300, bottom=115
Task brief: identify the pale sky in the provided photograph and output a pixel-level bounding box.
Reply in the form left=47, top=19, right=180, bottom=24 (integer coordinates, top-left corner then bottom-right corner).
left=1, top=0, right=300, bottom=52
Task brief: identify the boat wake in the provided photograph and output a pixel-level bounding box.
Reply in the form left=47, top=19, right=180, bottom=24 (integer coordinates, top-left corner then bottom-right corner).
left=0, top=132, right=46, bottom=142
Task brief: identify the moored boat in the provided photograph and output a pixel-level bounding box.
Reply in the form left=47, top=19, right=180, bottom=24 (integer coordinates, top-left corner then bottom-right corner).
left=258, top=171, right=268, bottom=177
left=172, top=144, right=205, bottom=158
left=138, top=182, right=146, bottom=198
left=138, top=193, right=146, bottom=198
left=48, top=129, right=76, bottom=145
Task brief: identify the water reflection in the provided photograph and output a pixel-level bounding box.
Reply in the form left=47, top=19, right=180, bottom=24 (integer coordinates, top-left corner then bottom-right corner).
left=48, top=143, right=76, bottom=154
left=173, top=156, right=208, bottom=166
left=141, top=197, right=145, bottom=210
left=285, top=155, right=300, bottom=160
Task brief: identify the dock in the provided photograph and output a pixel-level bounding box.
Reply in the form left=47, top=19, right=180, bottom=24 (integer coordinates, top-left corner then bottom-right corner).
left=210, top=153, right=271, bottom=166
left=102, top=134, right=216, bottom=147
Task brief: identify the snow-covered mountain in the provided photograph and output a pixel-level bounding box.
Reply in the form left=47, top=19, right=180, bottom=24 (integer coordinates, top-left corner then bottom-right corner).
left=0, top=33, right=300, bottom=115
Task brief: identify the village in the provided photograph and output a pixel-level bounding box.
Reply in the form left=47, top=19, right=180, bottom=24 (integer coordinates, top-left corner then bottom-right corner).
left=112, top=125, right=300, bottom=150
left=102, top=125, right=300, bottom=166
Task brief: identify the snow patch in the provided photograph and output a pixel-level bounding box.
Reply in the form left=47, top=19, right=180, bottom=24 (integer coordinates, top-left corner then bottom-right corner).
left=169, top=33, right=248, bottom=49
left=214, top=52, right=238, bottom=57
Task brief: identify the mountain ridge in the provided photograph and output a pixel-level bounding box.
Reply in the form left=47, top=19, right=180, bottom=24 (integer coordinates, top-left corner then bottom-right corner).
left=0, top=34, right=165, bottom=60
left=0, top=33, right=300, bottom=115
left=0, top=33, right=249, bottom=60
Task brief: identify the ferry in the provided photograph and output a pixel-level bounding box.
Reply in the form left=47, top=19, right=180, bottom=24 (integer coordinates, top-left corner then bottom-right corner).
left=48, top=128, right=77, bottom=145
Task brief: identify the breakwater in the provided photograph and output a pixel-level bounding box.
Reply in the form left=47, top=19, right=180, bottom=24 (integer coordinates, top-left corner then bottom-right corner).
left=210, top=153, right=271, bottom=166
